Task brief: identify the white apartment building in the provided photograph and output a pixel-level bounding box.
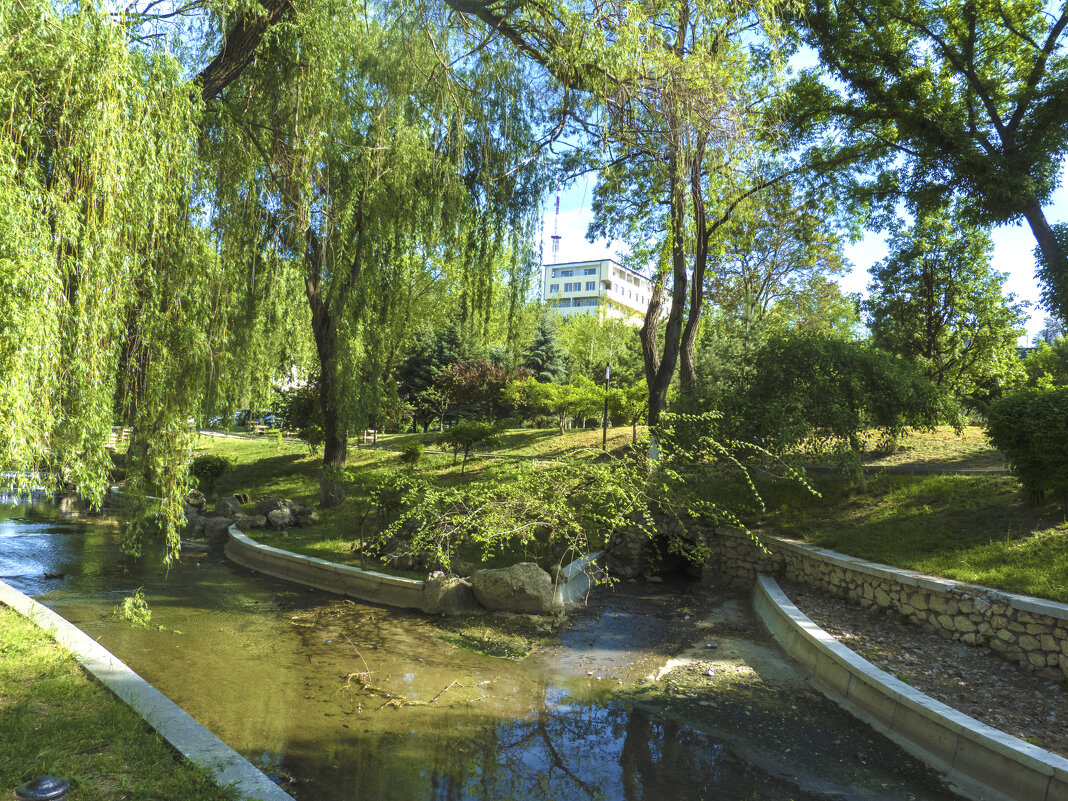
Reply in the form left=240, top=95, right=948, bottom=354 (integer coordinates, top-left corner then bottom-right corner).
left=543, top=259, right=652, bottom=323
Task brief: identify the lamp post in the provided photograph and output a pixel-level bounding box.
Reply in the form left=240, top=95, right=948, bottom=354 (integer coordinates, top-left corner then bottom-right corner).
left=602, top=362, right=611, bottom=451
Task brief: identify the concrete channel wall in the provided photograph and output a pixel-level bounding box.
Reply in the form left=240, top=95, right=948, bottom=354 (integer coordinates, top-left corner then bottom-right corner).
left=753, top=575, right=1068, bottom=801
left=0, top=579, right=293, bottom=801
left=709, top=529, right=1068, bottom=682
left=225, top=527, right=602, bottom=613
left=226, top=529, right=428, bottom=610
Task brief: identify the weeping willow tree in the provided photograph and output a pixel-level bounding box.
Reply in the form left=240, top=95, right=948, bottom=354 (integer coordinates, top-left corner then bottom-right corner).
left=0, top=0, right=546, bottom=558
left=0, top=0, right=225, bottom=553
left=207, top=0, right=547, bottom=505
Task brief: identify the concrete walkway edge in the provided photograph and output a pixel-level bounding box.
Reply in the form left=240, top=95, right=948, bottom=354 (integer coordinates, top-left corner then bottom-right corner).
left=752, top=574, right=1068, bottom=801
left=0, top=579, right=294, bottom=801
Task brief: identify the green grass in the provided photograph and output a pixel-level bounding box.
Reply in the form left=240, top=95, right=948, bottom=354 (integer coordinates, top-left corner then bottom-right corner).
left=767, top=471, right=1068, bottom=603
left=0, top=606, right=238, bottom=801
left=859, top=424, right=1006, bottom=471
left=191, top=426, right=642, bottom=572
left=194, top=425, right=1067, bottom=603
left=374, top=424, right=643, bottom=460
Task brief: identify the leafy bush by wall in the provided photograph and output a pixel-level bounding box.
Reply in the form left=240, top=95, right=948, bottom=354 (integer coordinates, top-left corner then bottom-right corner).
left=986, top=387, right=1068, bottom=508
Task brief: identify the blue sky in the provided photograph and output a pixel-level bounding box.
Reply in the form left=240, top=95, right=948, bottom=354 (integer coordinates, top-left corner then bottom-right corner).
left=542, top=164, right=1068, bottom=343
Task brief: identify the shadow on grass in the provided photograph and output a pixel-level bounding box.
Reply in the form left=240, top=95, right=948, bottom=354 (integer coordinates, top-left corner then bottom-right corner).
left=215, top=452, right=320, bottom=504
left=766, top=472, right=1068, bottom=602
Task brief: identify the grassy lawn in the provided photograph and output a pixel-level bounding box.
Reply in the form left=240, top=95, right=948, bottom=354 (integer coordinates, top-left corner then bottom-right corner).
left=191, top=426, right=642, bottom=572
left=859, top=424, right=1006, bottom=471
left=0, top=606, right=237, bottom=801
left=192, top=426, right=1067, bottom=604
left=368, top=424, right=643, bottom=459
left=766, top=471, right=1068, bottom=603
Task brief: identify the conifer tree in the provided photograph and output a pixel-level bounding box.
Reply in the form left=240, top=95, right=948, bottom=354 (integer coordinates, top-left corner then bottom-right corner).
left=523, top=317, right=567, bottom=383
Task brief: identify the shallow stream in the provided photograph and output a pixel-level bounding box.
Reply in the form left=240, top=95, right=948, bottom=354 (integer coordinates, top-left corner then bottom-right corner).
left=0, top=498, right=964, bottom=801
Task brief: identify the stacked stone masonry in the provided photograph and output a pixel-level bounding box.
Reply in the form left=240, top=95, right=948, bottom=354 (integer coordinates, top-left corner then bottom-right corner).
left=708, top=528, right=1068, bottom=682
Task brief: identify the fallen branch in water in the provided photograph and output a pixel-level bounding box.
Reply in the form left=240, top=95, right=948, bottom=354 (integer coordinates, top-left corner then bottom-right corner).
left=337, top=673, right=490, bottom=710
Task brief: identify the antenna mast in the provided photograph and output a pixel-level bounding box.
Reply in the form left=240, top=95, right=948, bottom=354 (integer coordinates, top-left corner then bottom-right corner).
left=550, top=186, right=561, bottom=263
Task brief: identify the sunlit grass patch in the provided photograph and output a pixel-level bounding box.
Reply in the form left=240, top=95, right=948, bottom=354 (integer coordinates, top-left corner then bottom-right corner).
left=769, top=472, right=1068, bottom=602
left=0, top=606, right=237, bottom=801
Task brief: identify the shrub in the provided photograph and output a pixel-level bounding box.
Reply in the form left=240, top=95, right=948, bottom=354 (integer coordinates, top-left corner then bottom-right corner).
left=986, top=387, right=1068, bottom=508
left=735, top=332, right=950, bottom=484
left=399, top=441, right=425, bottom=469
left=439, top=420, right=501, bottom=474
left=190, top=454, right=233, bottom=496
left=299, top=424, right=324, bottom=456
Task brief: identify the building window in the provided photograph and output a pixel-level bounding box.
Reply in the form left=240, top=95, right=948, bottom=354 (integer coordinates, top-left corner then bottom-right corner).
left=549, top=283, right=559, bottom=294
left=586, top=281, right=595, bottom=291
left=558, top=298, right=572, bottom=307
left=555, top=269, right=573, bottom=277
left=584, top=267, right=598, bottom=275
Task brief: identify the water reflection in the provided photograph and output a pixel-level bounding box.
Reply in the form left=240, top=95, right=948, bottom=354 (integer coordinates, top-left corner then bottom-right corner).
left=0, top=503, right=958, bottom=801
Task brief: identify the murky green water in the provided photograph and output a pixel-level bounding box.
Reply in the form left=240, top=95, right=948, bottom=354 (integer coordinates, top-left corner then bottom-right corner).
left=0, top=497, right=963, bottom=801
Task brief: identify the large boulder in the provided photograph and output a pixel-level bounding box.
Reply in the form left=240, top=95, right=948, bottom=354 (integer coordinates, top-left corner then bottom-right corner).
left=267, top=508, right=295, bottom=530
left=254, top=497, right=298, bottom=517
left=294, top=506, right=319, bottom=527
left=424, top=572, right=482, bottom=615
left=238, top=514, right=268, bottom=530
left=183, top=507, right=205, bottom=533
left=185, top=489, right=207, bottom=510
left=215, top=496, right=244, bottom=517
left=469, top=562, right=559, bottom=614
left=204, top=516, right=233, bottom=544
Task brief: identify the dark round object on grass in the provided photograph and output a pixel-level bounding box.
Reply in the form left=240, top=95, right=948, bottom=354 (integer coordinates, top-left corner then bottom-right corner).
left=15, top=776, right=69, bottom=801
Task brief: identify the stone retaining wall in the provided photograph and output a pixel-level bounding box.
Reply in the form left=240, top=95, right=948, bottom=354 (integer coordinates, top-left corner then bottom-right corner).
left=754, top=575, right=1068, bottom=801
left=709, top=529, right=1068, bottom=682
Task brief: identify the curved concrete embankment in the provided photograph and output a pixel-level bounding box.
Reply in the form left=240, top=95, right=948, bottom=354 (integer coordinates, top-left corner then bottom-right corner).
left=225, top=527, right=602, bottom=612
left=0, top=579, right=293, bottom=801
left=753, top=575, right=1068, bottom=801
left=711, top=529, right=1068, bottom=681
left=226, top=529, right=428, bottom=610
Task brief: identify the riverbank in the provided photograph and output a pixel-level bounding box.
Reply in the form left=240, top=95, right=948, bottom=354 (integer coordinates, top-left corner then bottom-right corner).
left=0, top=605, right=239, bottom=801
left=783, top=580, right=1068, bottom=759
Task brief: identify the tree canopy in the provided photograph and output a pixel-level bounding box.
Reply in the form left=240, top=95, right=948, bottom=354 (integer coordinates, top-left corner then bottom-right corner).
left=864, top=205, right=1027, bottom=410
left=2, top=0, right=1056, bottom=559
left=791, top=0, right=1068, bottom=296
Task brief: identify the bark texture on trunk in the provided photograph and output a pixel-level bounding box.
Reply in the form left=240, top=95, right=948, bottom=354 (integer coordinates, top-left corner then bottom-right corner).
left=1022, top=196, right=1066, bottom=272
left=305, top=232, right=349, bottom=508
left=195, top=0, right=293, bottom=103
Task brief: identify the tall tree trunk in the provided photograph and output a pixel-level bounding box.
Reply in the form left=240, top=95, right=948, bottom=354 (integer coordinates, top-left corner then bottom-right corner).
left=305, top=233, right=348, bottom=507
left=195, top=0, right=293, bottom=102
left=679, top=139, right=709, bottom=397
left=1021, top=196, right=1066, bottom=273
left=640, top=133, right=691, bottom=429
left=315, top=325, right=348, bottom=508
